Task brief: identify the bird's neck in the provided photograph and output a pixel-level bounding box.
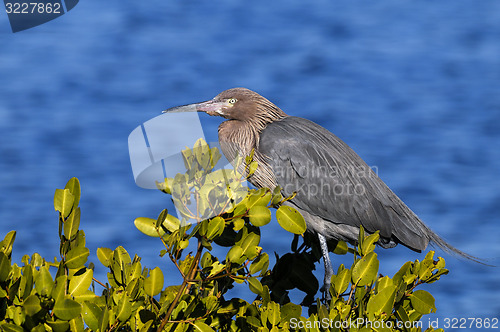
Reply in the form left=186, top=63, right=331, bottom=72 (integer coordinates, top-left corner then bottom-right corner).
left=218, top=120, right=260, bottom=160
left=218, top=119, right=279, bottom=189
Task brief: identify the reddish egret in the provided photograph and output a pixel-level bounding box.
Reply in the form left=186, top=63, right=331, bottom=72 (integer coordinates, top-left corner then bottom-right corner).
left=164, top=87, right=480, bottom=297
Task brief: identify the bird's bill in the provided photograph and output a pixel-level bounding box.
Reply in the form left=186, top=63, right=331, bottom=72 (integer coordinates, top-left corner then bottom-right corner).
left=163, top=100, right=226, bottom=116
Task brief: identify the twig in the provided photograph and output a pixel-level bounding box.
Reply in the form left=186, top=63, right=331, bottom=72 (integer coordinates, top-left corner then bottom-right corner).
left=92, top=277, right=108, bottom=289
left=157, top=238, right=204, bottom=332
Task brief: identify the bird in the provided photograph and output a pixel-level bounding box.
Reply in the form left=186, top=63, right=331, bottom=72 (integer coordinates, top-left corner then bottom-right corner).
left=163, top=87, right=481, bottom=298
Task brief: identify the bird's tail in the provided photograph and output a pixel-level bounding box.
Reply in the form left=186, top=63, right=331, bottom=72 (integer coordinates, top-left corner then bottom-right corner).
left=426, top=228, right=492, bottom=266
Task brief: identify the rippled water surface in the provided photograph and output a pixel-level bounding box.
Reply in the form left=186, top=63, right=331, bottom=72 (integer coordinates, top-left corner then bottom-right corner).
left=1, top=1, right=499, bottom=329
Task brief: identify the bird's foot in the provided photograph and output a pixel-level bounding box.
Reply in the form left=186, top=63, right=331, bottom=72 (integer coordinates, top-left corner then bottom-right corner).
left=320, top=281, right=332, bottom=304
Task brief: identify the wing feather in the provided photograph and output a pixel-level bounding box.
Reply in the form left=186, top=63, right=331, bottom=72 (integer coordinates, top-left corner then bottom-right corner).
left=258, top=116, right=428, bottom=250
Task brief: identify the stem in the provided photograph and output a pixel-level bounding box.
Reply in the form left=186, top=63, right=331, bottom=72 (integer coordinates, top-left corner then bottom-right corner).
left=157, top=238, right=204, bottom=332
left=346, top=282, right=358, bottom=306
left=92, top=277, right=108, bottom=289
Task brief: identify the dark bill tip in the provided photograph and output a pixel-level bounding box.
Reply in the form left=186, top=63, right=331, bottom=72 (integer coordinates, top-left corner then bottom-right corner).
left=162, top=103, right=199, bottom=114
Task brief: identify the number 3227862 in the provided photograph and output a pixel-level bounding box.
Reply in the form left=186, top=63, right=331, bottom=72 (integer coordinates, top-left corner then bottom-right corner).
left=5, top=2, right=62, bottom=14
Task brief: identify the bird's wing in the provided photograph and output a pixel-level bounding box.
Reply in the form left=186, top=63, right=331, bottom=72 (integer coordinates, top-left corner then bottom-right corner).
left=258, top=116, right=428, bottom=250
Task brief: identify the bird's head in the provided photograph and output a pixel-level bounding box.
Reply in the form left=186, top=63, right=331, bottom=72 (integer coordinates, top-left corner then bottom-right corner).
left=163, top=88, right=287, bottom=123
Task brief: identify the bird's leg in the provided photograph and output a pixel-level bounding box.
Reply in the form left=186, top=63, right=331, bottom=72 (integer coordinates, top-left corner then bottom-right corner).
left=318, top=233, right=333, bottom=303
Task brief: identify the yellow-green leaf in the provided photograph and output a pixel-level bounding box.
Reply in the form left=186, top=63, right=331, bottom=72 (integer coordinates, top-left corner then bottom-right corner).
left=65, top=246, right=89, bottom=269
left=54, top=188, right=74, bottom=218
left=96, top=247, right=113, bottom=267
left=0, top=230, right=16, bottom=257
left=23, top=294, right=41, bottom=316
left=53, top=298, right=82, bottom=321
left=134, top=217, right=163, bottom=237
left=64, top=208, right=81, bottom=240
left=193, top=321, right=215, bottom=332
left=0, top=252, right=12, bottom=282
left=248, top=206, right=272, bottom=227
left=410, top=290, right=436, bottom=314
left=226, top=245, right=244, bottom=264
left=249, top=253, right=269, bottom=275
left=116, top=293, right=132, bottom=321
left=267, top=301, right=280, bottom=326
left=276, top=206, right=306, bottom=234
left=162, top=213, right=180, bottom=232
left=352, top=252, right=379, bottom=286
left=332, top=265, right=351, bottom=296
left=35, top=266, right=54, bottom=297
left=82, top=301, right=102, bottom=331
left=367, top=284, right=397, bottom=318
left=248, top=277, right=264, bottom=296
left=69, top=268, right=93, bottom=296
left=206, top=217, right=225, bottom=240
left=144, top=267, right=164, bottom=296
left=64, top=177, right=81, bottom=209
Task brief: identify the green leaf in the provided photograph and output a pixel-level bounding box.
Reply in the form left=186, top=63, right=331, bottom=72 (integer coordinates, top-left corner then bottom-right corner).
left=53, top=298, right=82, bottom=321
left=64, top=177, right=81, bottom=210
left=351, top=252, right=379, bottom=286
left=248, top=206, right=272, bottom=227
left=360, top=231, right=379, bottom=255
left=65, top=246, right=89, bottom=269
left=64, top=208, right=81, bottom=240
left=276, top=206, right=306, bottom=234
left=332, top=265, right=351, bottom=296
left=410, top=290, right=436, bottom=314
left=367, top=284, right=397, bottom=318
left=246, top=189, right=271, bottom=209
left=376, top=275, right=394, bottom=292
left=52, top=275, right=68, bottom=304
left=201, top=252, right=213, bottom=269
left=96, top=247, right=113, bottom=267
left=239, top=232, right=261, bottom=260
left=247, top=161, right=258, bottom=176
left=280, top=303, right=302, bottom=323
left=116, top=293, right=132, bottom=321
left=418, top=251, right=436, bottom=281
left=0, top=323, right=24, bottom=332
left=271, top=186, right=283, bottom=206
left=134, top=217, right=163, bottom=237
left=267, top=301, right=280, bottom=326
left=82, top=301, right=102, bottom=331
left=69, top=268, right=93, bottom=296
left=193, top=321, right=215, bottom=332
left=99, top=305, right=109, bottom=331
left=73, top=290, right=97, bottom=303
left=193, top=320, right=214, bottom=332
left=162, top=213, right=180, bottom=232
left=69, top=316, right=85, bottom=332
left=247, top=316, right=262, bottom=328
left=54, top=188, right=74, bottom=218
left=144, top=267, right=164, bottom=296
left=226, top=245, right=244, bottom=264
left=331, top=240, right=348, bottom=255
left=23, top=294, right=41, bottom=316
left=179, top=239, right=189, bottom=249
left=0, top=230, right=16, bottom=257
left=0, top=252, right=12, bottom=282
left=35, top=266, right=54, bottom=297
left=208, top=262, right=225, bottom=277
left=232, top=218, right=245, bottom=231
left=21, top=265, right=33, bottom=299
left=206, top=216, right=225, bottom=240
left=249, top=253, right=269, bottom=275
left=248, top=277, right=264, bottom=296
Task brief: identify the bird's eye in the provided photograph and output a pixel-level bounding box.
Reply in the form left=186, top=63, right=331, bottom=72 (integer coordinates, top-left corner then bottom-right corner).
left=228, top=98, right=237, bottom=104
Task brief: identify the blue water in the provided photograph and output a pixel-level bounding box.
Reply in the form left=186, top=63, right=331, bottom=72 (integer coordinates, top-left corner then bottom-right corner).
left=1, top=1, right=499, bottom=329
